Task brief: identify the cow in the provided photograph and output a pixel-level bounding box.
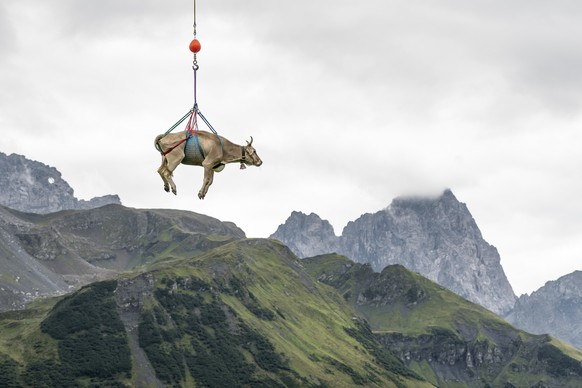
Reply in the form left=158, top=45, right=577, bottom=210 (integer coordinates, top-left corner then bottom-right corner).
left=155, top=130, right=262, bottom=199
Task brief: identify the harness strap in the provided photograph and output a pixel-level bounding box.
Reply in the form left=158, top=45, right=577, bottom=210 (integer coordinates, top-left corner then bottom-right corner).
left=158, top=105, right=225, bottom=160
left=197, top=107, right=224, bottom=153
left=160, top=131, right=192, bottom=156
left=190, top=130, right=205, bottom=159
left=160, top=109, right=194, bottom=140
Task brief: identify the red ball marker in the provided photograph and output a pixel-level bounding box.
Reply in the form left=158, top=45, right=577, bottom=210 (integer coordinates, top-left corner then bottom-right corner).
left=189, top=39, right=201, bottom=53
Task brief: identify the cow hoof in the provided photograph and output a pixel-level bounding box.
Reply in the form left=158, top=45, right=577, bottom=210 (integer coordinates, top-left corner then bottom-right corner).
left=164, top=186, right=169, bottom=193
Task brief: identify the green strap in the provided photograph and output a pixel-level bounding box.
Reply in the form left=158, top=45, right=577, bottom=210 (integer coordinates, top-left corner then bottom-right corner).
left=161, top=108, right=194, bottom=138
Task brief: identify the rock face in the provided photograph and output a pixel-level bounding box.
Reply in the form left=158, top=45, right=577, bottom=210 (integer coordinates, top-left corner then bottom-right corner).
left=270, top=211, right=339, bottom=258
left=0, top=204, right=245, bottom=311
left=271, top=190, right=516, bottom=315
left=0, top=151, right=121, bottom=214
left=506, top=271, right=582, bottom=351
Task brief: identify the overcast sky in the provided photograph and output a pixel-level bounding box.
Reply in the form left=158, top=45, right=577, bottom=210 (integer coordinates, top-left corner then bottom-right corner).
left=1, top=0, right=581, bottom=296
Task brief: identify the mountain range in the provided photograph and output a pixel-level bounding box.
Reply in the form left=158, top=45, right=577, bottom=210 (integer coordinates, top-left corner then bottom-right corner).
left=271, top=190, right=516, bottom=316
left=1, top=152, right=581, bottom=386
left=0, top=203, right=244, bottom=311
left=271, top=190, right=582, bottom=353
left=2, top=237, right=581, bottom=387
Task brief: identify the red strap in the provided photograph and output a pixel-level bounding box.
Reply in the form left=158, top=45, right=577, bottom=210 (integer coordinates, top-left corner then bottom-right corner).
left=161, top=131, right=192, bottom=156
left=160, top=110, right=198, bottom=156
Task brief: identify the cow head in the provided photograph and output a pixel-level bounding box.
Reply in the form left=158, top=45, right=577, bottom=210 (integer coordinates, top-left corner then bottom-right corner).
left=241, top=136, right=262, bottom=169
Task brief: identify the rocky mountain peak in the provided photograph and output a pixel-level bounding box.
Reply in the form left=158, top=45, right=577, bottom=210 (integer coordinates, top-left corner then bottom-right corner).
left=506, top=270, right=582, bottom=350
left=390, top=187, right=456, bottom=208
left=552, top=270, right=582, bottom=297
left=0, top=151, right=121, bottom=214
left=270, top=211, right=339, bottom=258
left=383, top=189, right=482, bottom=241
left=272, top=190, right=517, bottom=315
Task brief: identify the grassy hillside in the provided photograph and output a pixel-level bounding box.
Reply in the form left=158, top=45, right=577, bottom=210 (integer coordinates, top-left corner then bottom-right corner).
left=0, top=239, right=432, bottom=388
left=303, top=253, right=582, bottom=387
left=0, top=281, right=131, bottom=387
left=138, top=239, right=429, bottom=387
left=3, top=240, right=580, bottom=387
left=303, top=253, right=511, bottom=336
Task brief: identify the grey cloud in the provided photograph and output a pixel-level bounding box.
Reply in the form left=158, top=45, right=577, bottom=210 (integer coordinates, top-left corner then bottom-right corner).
left=49, top=0, right=185, bottom=39
left=207, top=1, right=582, bottom=121
left=3, top=0, right=582, bottom=295
left=0, top=4, right=15, bottom=56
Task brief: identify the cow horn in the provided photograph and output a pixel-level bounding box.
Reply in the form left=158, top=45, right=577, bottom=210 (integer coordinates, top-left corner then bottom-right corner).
left=247, top=136, right=253, bottom=146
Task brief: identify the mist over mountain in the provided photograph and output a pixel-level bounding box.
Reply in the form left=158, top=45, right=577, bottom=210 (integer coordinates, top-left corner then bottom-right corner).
left=0, top=151, right=120, bottom=214
left=271, top=190, right=516, bottom=315
left=505, top=271, right=582, bottom=351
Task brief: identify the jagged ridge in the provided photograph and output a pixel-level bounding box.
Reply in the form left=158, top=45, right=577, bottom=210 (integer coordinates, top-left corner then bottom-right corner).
left=0, top=151, right=121, bottom=214
left=271, top=190, right=516, bottom=315
left=506, top=271, right=582, bottom=351
left=0, top=204, right=245, bottom=311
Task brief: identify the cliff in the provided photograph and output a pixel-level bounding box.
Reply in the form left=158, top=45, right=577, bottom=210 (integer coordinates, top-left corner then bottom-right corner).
left=506, top=271, right=582, bottom=351
left=0, top=204, right=245, bottom=311
left=0, top=151, right=121, bottom=214
left=271, top=190, right=517, bottom=315
left=270, top=211, right=339, bottom=258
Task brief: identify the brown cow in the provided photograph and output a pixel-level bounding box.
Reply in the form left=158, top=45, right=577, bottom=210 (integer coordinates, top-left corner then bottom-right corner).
left=155, top=130, right=262, bottom=199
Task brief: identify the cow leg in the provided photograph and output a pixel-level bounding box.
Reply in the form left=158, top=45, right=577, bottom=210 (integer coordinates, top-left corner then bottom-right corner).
left=163, top=149, right=185, bottom=195
left=157, top=157, right=170, bottom=192
left=198, top=146, right=223, bottom=200
left=198, top=165, right=215, bottom=200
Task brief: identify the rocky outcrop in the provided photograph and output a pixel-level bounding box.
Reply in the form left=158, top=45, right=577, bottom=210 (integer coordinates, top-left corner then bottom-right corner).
left=270, top=211, right=339, bottom=258
left=272, top=190, right=516, bottom=315
left=506, top=271, right=582, bottom=351
left=0, top=151, right=121, bottom=214
left=0, top=204, right=246, bottom=312
left=341, top=189, right=516, bottom=315
left=304, top=254, right=582, bottom=387
left=377, top=330, right=582, bottom=387
left=377, top=331, right=516, bottom=383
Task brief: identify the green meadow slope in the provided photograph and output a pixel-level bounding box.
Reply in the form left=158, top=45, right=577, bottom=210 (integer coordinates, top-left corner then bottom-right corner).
left=303, top=253, right=582, bottom=388
left=0, top=239, right=431, bottom=388
left=2, top=240, right=581, bottom=387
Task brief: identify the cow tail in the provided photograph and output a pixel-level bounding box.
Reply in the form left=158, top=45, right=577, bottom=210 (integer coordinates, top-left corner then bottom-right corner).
left=154, top=135, right=164, bottom=153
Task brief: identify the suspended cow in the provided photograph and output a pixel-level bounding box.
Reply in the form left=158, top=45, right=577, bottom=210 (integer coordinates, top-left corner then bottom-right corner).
left=155, top=130, right=262, bottom=199
left=155, top=0, right=262, bottom=199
